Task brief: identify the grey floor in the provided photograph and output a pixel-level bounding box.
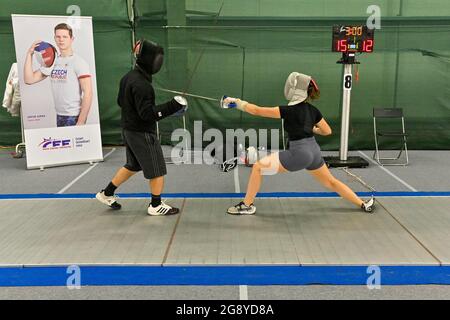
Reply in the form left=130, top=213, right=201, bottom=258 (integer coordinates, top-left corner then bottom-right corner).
left=1, top=285, right=450, bottom=300
left=0, top=147, right=449, bottom=299
left=2, top=147, right=450, bottom=194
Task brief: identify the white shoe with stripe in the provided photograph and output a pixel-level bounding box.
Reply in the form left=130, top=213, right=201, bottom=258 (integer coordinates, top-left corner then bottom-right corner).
left=147, top=201, right=180, bottom=216
left=95, top=191, right=121, bottom=210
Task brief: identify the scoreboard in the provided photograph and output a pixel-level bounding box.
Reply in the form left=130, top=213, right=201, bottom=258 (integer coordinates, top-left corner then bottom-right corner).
left=332, top=25, right=375, bottom=53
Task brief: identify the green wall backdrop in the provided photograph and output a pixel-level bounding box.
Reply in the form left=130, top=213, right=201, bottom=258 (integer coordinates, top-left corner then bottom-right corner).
left=1, top=0, right=449, bottom=149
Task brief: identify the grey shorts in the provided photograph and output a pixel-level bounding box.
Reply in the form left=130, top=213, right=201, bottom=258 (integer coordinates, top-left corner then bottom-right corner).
left=279, top=137, right=325, bottom=172
left=122, top=129, right=167, bottom=179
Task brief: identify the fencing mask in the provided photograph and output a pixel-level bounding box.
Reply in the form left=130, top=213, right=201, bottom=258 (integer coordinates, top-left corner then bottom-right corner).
left=284, top=72, right=312, bottom=105
left=134, top=39, right=164, bottom=75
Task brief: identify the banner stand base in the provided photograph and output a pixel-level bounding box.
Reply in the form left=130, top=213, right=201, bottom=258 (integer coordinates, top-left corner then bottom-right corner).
left=28, top=158, right=104, bottom=171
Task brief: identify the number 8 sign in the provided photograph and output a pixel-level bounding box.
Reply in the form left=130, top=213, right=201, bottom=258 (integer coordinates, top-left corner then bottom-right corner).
left=343, top=73, right=352, bottom=90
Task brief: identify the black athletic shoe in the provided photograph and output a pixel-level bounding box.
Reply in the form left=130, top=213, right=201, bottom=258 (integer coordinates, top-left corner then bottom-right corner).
left=361, top=197, right=375, bottom=213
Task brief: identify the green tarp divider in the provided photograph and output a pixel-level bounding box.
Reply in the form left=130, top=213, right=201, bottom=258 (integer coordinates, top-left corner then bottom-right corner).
left=1, top=1, right=449, bottom=149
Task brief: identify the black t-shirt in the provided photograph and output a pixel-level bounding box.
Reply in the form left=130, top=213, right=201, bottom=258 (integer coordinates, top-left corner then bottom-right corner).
left=279, top=102, right=323, bottom=141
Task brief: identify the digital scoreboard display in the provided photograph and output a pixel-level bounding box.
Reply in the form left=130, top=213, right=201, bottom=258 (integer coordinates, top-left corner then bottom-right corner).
left=332, top=25, right=375, bottom=53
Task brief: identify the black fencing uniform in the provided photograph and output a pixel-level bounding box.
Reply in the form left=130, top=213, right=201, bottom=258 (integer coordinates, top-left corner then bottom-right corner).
left=117, top=67, right=166, bottom=178
left=117, top=40, right=183, bottom=179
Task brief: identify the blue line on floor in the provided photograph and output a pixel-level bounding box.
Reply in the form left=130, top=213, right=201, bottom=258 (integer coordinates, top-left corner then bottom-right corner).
left=1, top=191, right=450, bottom=200
left=0, top=265, right=449, bottom=286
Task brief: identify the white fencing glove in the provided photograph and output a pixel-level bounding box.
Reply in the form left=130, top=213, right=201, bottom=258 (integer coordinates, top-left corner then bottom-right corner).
left=220, top=95, right=248, bottom=111
left=173, top=95, right=188, bottom=116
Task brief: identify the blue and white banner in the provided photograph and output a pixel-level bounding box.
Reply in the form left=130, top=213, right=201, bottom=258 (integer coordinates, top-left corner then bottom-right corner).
left=24, top=125, right=102, bottom=169
left=12, top=14, right=102, bottom=169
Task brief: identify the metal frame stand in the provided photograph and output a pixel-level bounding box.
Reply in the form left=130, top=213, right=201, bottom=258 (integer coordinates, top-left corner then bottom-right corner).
left=281, top=118, right=286, bottom=151
left=324, top=53, right=369, bottom=168
left=13, top=110, right=26, bottom=158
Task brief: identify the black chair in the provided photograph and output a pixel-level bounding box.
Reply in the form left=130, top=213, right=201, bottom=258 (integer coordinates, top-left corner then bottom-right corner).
left=373, top=108, right=409, bottom=166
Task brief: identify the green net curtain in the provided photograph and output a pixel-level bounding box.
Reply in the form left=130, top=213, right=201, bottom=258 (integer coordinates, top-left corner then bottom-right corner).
left=1, top=0, right=449, bottom=149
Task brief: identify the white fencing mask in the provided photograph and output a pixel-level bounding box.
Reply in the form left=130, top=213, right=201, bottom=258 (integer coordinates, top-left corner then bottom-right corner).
left=284, top=72, right=312, bottom=105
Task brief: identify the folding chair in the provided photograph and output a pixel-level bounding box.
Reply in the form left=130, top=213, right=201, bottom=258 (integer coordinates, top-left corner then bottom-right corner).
left=372, top=107, right=409, bottom=166
left=156, top=113, right=188, bottom=164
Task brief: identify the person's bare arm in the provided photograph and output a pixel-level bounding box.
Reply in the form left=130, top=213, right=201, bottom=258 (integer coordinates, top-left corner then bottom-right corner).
left=76, top=77, right=93, bottom=125
left=244, top=103, right=281, bottom=119
left=24, top=41, right=47, bottom=85
left=223, top=97, right=281, bottom=118
left=313, top=118, right=332, bottom=136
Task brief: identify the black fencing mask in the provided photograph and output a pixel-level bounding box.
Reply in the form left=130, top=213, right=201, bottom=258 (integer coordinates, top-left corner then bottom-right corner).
left=135, top=39, right=164, bottom=75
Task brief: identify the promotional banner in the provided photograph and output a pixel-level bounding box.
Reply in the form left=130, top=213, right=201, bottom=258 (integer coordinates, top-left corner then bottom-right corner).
left=12, top=14, right=103, bottom=169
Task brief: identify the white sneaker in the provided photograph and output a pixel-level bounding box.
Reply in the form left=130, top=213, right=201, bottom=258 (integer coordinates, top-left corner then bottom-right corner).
left=95, top=190, right=121, bottom=210
left=361, top=197, right=375, bottom=213
left=147, top=201, right=180, bottom=216
left=227, top=201, right=256, bottom=215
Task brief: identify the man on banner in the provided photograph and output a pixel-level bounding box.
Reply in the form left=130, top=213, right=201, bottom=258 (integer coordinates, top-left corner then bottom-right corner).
left=24, top=23, right=93, bottom=127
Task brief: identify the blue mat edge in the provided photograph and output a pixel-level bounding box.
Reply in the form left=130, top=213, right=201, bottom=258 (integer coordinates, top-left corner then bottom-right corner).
left=1, top=265, right=449, bottom=286
left=1, top=191, right=450, bottom=199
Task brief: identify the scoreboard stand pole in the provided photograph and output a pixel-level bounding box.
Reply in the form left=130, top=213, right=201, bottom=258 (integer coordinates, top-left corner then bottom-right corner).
left=324, top=52, right=369, bottom=168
